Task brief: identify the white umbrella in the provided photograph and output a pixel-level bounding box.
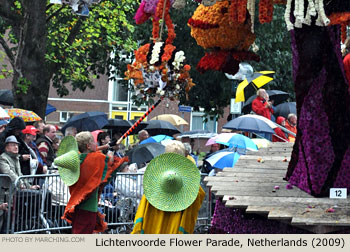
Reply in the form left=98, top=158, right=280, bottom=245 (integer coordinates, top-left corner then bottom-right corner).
left=0, top=106, right=10, bottom=120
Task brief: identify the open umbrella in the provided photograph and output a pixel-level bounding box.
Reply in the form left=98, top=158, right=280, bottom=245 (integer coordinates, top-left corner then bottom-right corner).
left=91, top=130, right=104, bottom=143
left=251, top=138, right=271, bottom=148
left=150, top=114, right=188, bottom=126
left=242, top=90, right=289, bottom=114
left=214, top=133, right=258, bottom=151
left=5, top=108, right=42, bottom=122
left=178, top=129, right=217, bottom=139
left=223, top=114, right=276, bottom=134
left=61, top=111, right=108, bottom=134
left=126, top=142, right=165, bottom=165
left=144, top=120, right=181, bottom=136
left=45, top=104, right=56, bottom=116
left=140, top=134, right=173, bottom=144
left=0, top=107, right=10, bottom=120
left=233, top=63, right=275, bottom=103
left=273, top=102, right=296, bottom=119
left=0, top=89, right=56, bottom=115
left=0, top=89, right=13, bottom=106
left=205, top=151, right=241, bottom=169
left=104, top=119, right=149, bottom=136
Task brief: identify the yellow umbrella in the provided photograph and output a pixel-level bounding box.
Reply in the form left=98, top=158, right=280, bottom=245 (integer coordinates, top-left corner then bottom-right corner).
left=251, top=138, right=271, bottom=148
left=235, top=71, right=275, bottom=103
left=150, top=114, right=188, bottom=126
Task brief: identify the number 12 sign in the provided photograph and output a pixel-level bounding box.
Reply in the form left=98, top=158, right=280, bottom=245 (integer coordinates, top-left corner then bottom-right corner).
left=329, top=188, right=347, bottom=199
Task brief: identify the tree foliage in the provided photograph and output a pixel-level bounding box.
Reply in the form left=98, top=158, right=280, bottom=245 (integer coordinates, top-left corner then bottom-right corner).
left=0, top=0, right=138, bottom=117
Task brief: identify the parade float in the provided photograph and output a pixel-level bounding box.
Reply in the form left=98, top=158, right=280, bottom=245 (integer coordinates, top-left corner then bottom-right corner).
left=126, top=0, right=350, bottom=233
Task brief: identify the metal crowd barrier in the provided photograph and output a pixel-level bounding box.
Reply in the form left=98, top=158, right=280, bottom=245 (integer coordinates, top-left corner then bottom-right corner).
left=0, top=174, right=14, bottom=234
left=1, top=172, right=211, bottom=234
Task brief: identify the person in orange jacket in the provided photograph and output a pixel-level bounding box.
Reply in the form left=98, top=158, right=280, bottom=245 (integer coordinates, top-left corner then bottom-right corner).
left=285, top=114, right=297, bottom=142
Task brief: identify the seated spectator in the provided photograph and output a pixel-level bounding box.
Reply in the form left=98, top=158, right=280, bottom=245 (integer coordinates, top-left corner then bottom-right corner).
left=272, top=116, right=289, bottom=142
left=0, top=136, right=39, bottom=190
left=285, top=113, right=297, bottom=142
left=0, top=117, right=26, bottom=154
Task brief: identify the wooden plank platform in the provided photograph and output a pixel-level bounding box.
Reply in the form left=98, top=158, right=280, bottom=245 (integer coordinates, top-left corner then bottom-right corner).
left=204, top=142, right=350, bottom=233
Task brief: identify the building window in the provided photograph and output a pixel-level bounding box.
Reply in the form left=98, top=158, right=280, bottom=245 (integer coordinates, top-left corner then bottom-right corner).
left=191, top=112, right=217, bottom=132
left=60, top=111, right=74, bottom=123
left=113, top=78, right=128, bottom=102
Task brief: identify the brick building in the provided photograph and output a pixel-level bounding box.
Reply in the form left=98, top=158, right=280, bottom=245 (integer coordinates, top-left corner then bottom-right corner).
left=1, top=62, right=234, bottom=152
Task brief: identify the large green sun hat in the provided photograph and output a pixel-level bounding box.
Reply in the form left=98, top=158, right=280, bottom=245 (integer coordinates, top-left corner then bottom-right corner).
left=143, top=152, right=201, bottom=212
left=54, top=136, right=80, bottom=186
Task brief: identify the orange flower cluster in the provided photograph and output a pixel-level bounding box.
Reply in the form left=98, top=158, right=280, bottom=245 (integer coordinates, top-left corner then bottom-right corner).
left=124, top=42, right=195, bottom=101
left=328, top=12, right=350, bottom=43
left=228, top=0, right=247, bottom=24
left=188, top=1, right=255, bottom=50
left=259, top=0, right=274, bottom=24
left=152, top=0, right=176, bottom=44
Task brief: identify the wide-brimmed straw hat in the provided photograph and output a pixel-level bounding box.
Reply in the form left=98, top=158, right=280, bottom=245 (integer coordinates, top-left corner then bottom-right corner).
left=54, top=136, right=80, bottom=186
left=143, top=153, right=200, bottom=212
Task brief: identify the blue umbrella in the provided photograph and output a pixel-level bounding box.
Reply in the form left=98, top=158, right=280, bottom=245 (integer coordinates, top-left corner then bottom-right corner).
left=215, top=133, right=258, bottom=151
left=206, top=151, right=241, bottom=169
left=61, top=111, right=108, bottom=134
left=45, top=104, right=56, bottom=116
left=223, top=115, right=275, bottom=134
left=140, top=134, right=173, bottom=144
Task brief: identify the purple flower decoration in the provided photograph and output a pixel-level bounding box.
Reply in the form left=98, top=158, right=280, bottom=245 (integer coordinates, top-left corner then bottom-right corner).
left=286, top=184, right=293, bottom=190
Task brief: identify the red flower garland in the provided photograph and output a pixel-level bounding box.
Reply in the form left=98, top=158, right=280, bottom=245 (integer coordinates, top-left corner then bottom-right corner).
left=328, top=12, right=350, bottom=43
left=196, top=50, right=260, bottom=74
left=152, top=0, right=175, bottom=44
left=259, top=0, right=274, bottom=24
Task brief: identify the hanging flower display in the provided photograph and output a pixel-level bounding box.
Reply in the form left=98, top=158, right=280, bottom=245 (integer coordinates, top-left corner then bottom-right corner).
left=125, top=42, right=194, bottom=101
left=188, top=1, right=258, bottom=74
left=125, top=0, right=195, bottom=101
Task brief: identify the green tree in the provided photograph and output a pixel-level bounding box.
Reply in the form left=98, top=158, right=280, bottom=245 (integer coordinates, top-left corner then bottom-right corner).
left=0, top=0, right=137, bottom=118
left=251, top=4, right=294, bottom=98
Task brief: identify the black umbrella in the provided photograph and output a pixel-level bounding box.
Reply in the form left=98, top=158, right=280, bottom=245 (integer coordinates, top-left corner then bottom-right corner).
left=273, top=102, right=296, bottom=119
left=242, top=90, right=290, bottom=114
left=61, top=111, right=108, bottom=134
left=223, top=115, right=275, bottom=134
left=126, top=142, right=165, bottom=165
left=0, top=89, right=57, bottom=115
left=144, top=120, right=181, bottom=136
left=103, top=119, right=148, bottom=136
left=0, top=89, right=14, bottom=106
